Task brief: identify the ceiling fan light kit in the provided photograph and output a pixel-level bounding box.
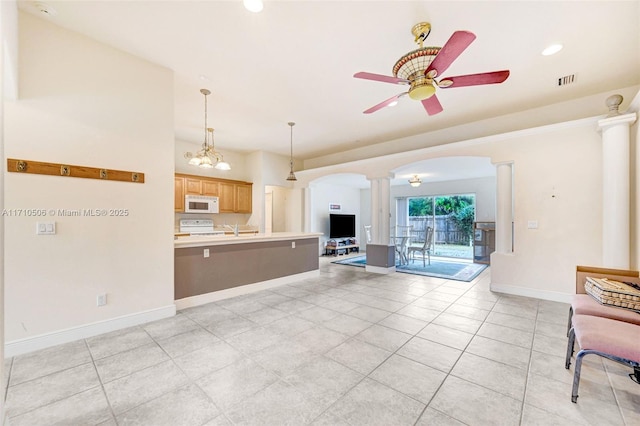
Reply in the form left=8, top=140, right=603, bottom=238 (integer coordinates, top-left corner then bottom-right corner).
left=184, top=89, right=231, bottom=171
left=354, top=22, right=510, bottom=116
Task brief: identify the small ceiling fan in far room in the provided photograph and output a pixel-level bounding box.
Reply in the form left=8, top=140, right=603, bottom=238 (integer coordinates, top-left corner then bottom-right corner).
left=354, top=22, right=510, bottom=116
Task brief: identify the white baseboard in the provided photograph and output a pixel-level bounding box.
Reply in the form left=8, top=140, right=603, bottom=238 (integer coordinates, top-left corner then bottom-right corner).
left=175, top=270, right=321, bottom=310
left=365, top=265, right=396, bottom=274
left=490, top=283, right=571, bottom=304
left=4, top=304, right=176, bottom=358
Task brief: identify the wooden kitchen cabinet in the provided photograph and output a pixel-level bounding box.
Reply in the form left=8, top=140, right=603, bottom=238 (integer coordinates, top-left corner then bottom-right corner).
left=174, top=177, right=185, bottom=212
left=202, top=180, right=219, bottom=196
left=218, top=182, right=235, bottom=213
left=184, top=178, right=202, bottom=195
left=236, top=183, right=252, bottom=213
left=218, top=181, right=252, bottom=213
left=175, top=173, right=252, bottom=213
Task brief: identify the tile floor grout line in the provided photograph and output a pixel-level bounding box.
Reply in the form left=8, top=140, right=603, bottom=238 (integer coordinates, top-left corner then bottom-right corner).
left=602, top=356, right=630, bottom=426
left=84, top=338, right=120, bottom=425
left=517, top=298, right=541, bottom=425
left=3, top=357, right=13, bottom=405
left=300, top=275, right=453, bottom=425
left=402, top=278, right=484, bottom=426
left=6, top=343, right=114, bottom=423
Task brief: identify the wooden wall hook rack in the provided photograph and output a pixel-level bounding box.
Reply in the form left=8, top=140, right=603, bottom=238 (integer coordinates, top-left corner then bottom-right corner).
left=7, top=158, right=145, bottom=184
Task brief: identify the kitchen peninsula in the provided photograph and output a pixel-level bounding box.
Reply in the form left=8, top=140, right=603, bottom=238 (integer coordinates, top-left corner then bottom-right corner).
left=174, top=232, right=322, bottom=308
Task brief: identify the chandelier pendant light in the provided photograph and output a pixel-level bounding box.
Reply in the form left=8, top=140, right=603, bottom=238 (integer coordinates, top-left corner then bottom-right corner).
left=184, top=89, right=231, bottom=171
left=286, top=122, right=297, bottom=181
left=408, top=175, right=422, bottom=187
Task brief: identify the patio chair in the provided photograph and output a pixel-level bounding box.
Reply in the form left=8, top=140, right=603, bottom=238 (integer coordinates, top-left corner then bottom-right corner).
left=408, top=226, right=433, bottom=266
left=394, top=225, right=412, bottom=265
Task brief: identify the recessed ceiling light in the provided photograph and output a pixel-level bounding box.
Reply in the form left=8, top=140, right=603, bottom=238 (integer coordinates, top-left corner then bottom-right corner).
left=33, top=2, right=57, bottom=17
left=388, top=101, right=398, bottom=107
left=243, top=0, right=264, bottom=13
left=199, top=75, right=210, bottom=81
left=542, top=44, right=563, bottom=56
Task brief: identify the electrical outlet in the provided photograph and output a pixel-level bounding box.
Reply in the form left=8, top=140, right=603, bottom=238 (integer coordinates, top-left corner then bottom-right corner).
left=291, top=241, right=296, bottom=249
left=96, top=293, right=107, bottom=307
left=204, top=248, right=210, bottom=258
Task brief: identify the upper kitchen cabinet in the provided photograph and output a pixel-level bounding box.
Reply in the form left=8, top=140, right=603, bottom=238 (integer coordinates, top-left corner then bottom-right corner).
left=202, top=180, right=220, bottom=196
left=236, top=183, right=252, bottom=213
left=218, top=182, right=235, bottom=213
left=174, top=177, right=185, bottom=212
left=184, top=178, right=219, bottom=196
left=184, top=178, right=201, bottom=195
left=219, top=181, right=253, bottom=213
left=175, top=173, right=252, bottom=213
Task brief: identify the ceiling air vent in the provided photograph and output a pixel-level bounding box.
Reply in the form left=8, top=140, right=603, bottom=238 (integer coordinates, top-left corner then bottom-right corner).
left=557, top=74, right=577, bottom=86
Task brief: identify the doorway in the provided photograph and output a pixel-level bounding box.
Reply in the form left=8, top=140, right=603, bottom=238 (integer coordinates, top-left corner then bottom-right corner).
left=405, top=194, right=475, bottom=260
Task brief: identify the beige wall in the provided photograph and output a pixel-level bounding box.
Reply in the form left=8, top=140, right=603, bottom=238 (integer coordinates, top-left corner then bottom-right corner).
left=297, top=114, right=616, bottom=301
left=4, top=12, right=175, bottom=345
left=486, top=123, right=603, bottom=299
left=0, top=0, right=18, bottom=420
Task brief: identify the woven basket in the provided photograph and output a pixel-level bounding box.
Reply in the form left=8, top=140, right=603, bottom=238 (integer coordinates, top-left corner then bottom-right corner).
left=585, top=277, right=640, bottom=312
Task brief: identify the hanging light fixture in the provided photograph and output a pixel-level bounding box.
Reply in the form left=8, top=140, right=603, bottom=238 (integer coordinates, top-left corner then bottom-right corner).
left=286, top=122, right=297, bottom=181
left=408, top=175, right=422, bottom=187
left=184, top=89, right=231, bottom=171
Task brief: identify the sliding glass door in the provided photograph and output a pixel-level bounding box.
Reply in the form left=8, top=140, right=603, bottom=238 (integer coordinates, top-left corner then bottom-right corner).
left=406, top=194, right=475, bottom=260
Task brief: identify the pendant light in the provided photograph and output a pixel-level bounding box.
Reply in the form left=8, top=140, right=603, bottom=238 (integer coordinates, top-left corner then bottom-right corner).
left=286, top=122, right=297, bottom=181
left=184, top=89, right=231, bottom=171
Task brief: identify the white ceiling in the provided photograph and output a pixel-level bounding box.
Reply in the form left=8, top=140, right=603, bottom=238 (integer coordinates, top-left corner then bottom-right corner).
left=18, top=0, right=640, bottom=165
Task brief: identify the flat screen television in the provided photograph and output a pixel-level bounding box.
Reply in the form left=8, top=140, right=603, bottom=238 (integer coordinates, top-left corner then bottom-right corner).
left=329, top=214, right=356, bottom=239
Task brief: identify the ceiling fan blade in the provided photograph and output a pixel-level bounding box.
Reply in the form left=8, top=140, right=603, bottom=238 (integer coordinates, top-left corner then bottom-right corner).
left=421, top=95, right=443, bottom=116
left=439, top=70, right=510, bottom=88
left=354, top=72, right=409, bottom=85
left=363, top=93, right=405, bottom=114
left=425, top=31, right=476, bottom=77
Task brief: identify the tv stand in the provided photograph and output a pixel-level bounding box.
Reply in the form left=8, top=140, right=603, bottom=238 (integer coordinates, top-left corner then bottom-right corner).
left=325, top=238, right=359, bottom=256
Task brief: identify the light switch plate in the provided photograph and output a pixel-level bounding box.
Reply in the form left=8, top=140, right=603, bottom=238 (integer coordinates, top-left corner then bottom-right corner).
left=36, top=222, right=56, bottom=235
left=527, top=220, right=538, bottom=229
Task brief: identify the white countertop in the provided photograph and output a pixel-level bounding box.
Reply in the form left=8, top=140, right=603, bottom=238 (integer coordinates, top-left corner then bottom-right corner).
left=174, top=232, right=323, bottom=249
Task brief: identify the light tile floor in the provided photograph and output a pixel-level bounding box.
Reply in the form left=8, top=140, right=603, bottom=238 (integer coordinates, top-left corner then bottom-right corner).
left=4, top=256, right=640, bottom=425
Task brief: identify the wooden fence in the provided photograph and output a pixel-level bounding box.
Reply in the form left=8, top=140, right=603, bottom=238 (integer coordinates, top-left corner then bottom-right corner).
left=407, top=215, right=469, bottom=245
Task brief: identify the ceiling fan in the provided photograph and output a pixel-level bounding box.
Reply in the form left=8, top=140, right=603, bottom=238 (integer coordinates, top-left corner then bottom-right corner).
left=354, top=22, right=510, bottom=115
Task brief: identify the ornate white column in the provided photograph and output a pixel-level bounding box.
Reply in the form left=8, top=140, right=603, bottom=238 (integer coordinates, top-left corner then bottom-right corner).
left=495, top=162, right=513, bottom=253
left=598, top=95, right=637, bottom=269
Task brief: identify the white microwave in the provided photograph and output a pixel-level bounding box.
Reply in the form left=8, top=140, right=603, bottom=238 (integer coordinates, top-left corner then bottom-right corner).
left=184, top=195, right=219, bottom=214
